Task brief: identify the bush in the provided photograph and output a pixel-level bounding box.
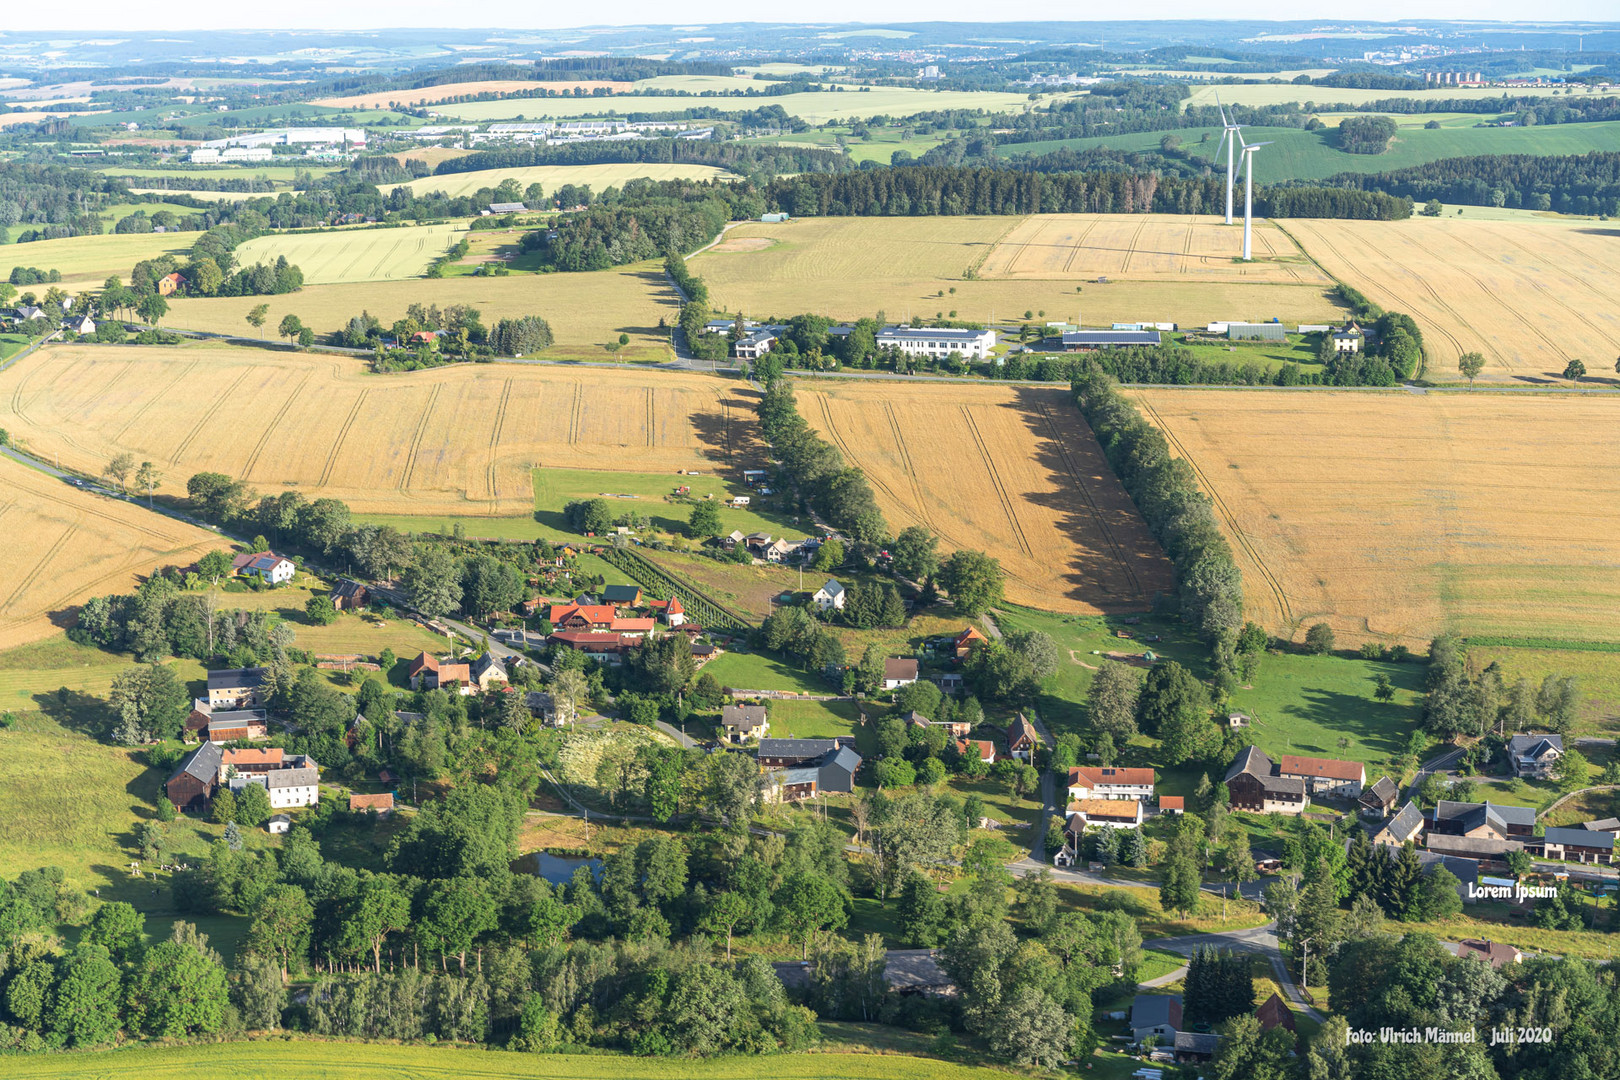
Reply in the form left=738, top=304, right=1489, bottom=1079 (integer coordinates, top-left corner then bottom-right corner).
left=1304, top=623, right=1336, bottom=655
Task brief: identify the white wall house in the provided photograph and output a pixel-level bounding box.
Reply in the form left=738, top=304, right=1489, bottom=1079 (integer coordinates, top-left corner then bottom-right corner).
left=876, top=326, right=996, bottom=361
left=266, top=768, right=320, bottom=809
left=812, top=579, right=846, bottom=611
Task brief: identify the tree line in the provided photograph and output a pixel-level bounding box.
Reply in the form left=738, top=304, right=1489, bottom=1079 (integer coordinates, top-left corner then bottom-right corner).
left=1322, top=150, right=1620, bottom=214
left=756, top=379, right=889, bottom=544
left=427, top=137, right=849, bottom=180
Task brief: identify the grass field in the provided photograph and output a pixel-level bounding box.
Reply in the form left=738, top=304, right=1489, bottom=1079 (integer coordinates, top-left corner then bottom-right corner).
left=1285, top=216, right=1620, bottom=381
left=533, top=467, right=804, bottom=541
left=763, top=698, right=864, bottom=740
left=1001, top=120, right=1620, bottom=185
left=797, top=379, right=1174, bottom=614
left=164, top=260, right=678, bottom=361
left=691, top=215, right=1341, bottom=329
left=101, top=165, right=338, bottom=183
left=0, top=1040, right=1016, bottom=1079
left=437, top=87, right=1065, bottom=124
left=0, top=344, right=762, bottom=518
left=1184, top=82, right=1617, bottom=109
left=0, top=637, right=204, bottom=728
left=1459, top=644, right=1620, bottom=736
left=3, top=230, right=190, bottom=289
left=700, top=651, right=830, bottom=695
left=386, top=163, right=734, bottom=199
left=125, top=187, right=267, bottom=202
left=232, top=223, right=464, bottom=285
left=0, top=458, right=227, bottom=649
left=1132, top=388, right=1620, bottom=646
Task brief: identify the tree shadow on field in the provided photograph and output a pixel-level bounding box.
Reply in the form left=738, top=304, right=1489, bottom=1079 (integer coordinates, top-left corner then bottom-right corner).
left=1271, top=686, right=1411, bottom=764
left=1007, top=386, right=1174, bottom=613
left=33, top=686, right=111, bottom=739
left=691, top=387, right=766, bottom=475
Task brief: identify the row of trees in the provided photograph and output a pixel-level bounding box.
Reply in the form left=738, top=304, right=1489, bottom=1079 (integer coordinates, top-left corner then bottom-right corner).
left=1327, top=150, right=1620, bottom=215
left=1423, top=633, right=1581, bottom=738
left=756, top=379, right=889, bottom=544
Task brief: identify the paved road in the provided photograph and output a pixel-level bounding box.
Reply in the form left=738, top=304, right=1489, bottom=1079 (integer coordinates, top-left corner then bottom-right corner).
left=1146, top=921, right=1325, bottom=1022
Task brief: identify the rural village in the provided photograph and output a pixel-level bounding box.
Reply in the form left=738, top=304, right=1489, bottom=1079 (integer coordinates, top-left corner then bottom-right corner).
left=2, top=15, right=1620, bottom=1080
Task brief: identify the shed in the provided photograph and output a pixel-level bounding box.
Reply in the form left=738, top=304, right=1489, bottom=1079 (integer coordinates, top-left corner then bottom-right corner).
left=1227, top=322, right=1287, bottom=342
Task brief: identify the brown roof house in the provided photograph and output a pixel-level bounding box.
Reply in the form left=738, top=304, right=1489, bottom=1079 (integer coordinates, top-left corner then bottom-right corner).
left=1457, top=939, right=1523, bottom=969
left=1256, top=992, right=1297, bottom=1037
left=165, top=741, right=223, bottom=812
left=1277, top=754, right=1366, bottom=798
left=1007, top=714, right=1039, bottom=761
left=883, top=657, right=919, bottom=690
left=348, top=792, right=395, bottom=818
left=408, top=652, right=473, bottom=694
left=1360, top=776, right=1399, bottom=817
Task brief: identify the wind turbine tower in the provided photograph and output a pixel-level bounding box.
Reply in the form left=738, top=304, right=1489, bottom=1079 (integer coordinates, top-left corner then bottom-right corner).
left=1239, top=134, right=1272, bottom=261
left=1216, top=94, right=1242, bottom=225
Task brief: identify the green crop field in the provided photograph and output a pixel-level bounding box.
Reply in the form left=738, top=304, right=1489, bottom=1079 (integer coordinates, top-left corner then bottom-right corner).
left=386, top=162, right=735, bottom=199
left=0, top=1040, right=1015, bottom=1079
left=231, top=223, right=465, bottom=285
left=1457, top=644, right=1620, bottom=736
left=1183, top=82, right=1618, bottom=108
left=746, top=126, right=958, bottom=165
left=998, top=119, right=1620, bottom=184
left=437, top=87, right=1067, bottom=125
left=3, top=230, right=190, bottom=288
left=98, top=200, right=210, bottom=224
left=125, top=187, right=274, bottom=202
left=101, top=165, right=338, bottom=182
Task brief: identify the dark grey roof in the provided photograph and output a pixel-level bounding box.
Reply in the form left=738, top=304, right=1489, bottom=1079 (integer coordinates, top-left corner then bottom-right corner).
left=1132, top=994, right=1181, bottom=1031
left=1225, top=745, right=1272, bottom=783
left=1174, top=1031, right=1221, bottom=1054
left=1434, top=800, right=1536, bottom=830
left=882, top=949, right=954, bottom=992
left=1425, top=835, right=1523, bottom=857
left=601, top=584, right=642, bottom=603
left=1365, top=776, right=1399, bottom=803
left=1542, top=826, right=1615, bottom=850
left=722, top=704, right=768, bottom=728
left=825, top=746, right=862, bottom=775
left=265, top=767, right=320, bottom=789
left=168, top=741, right=222, bottom=786
left=1380, top=800, right=1426, bottom=842
left=1062, top=329, right=1162, bottom=346
left=774, top=766, right=820, bottom=786
left=1506, top=733, right=1563, bottom=759
left=207, top=666, right=266, bottom=690
left=1415, top=849, right=1478, bottom=882
left=758, top=738, right=841, bottom=760
left=1582, top=818, right=1620, bottom=833
left=471, top=654, right=507, bottom=680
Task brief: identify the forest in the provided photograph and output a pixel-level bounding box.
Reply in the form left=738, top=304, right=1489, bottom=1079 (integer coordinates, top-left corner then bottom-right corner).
left=1325, top=150, right=1620, bottom=214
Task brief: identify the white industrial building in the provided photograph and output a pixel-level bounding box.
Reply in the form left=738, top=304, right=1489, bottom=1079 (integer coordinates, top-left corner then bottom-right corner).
left=876, top=326, right=996, bottom=361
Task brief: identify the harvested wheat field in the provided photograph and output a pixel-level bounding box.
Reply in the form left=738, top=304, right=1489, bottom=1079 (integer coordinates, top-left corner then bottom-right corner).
left=232, top=223, right=465, bottom=285
left=0, top=344, right=760, bottom=518
left=1286, top=216, right=1620, bottom=382
left=1132, top=388, right=1620, bottom=645
left=0, top=460, right=227, bottom=649
left=165, top=261, right=678, bottom=362
left=799, top=381, right=1173, bottom=614
left=2, top=231, right=190, bottom=290
left=693, top=215, right=1339, bottom=329
left=977, top=214, right=1328, bottom=285
left=387, top=162, right=734, bottom=199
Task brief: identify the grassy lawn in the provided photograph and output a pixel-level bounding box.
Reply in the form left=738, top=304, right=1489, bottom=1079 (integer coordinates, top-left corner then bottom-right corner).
left=352, top=511, right=549, bottom=541
left=1545, top=788, right=1620, bottom=829
left=532, top=466, right=809, bottom=543
left=1057, top=882, right=1269, bottom=939
left=948, top=775, right=1042, bottom=829
left=767, top=698, right=863, bottom=740
left=0, top=637, right=205, bottom=719
left=0, top=331, right=32, bottom=362
left=1169, top=333, right=1326, bottom=375
left=989, top=607, right=1207, bottom=735
left=702, top=651, right=830, bottom=695
left=1460, top=643, right=1620, bottom=736
left=1402, top=903, right=1620, bottom=961
left=1226, top=651, right=1427, bottom=777
left=0, top=1039, right=1019, bottom=1079
left=1136, top=948, right=1189, bottom=984
left=1471, top=777, right=1563, bottom=811
left=641, top=549, right=801, bottom=623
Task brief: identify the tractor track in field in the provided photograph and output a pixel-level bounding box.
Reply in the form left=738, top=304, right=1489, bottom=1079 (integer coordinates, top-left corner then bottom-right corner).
left=486, top=377, right=514, bottom=503
left=318, top=390, right=369, bottom=488
left=1031, top=397, right=1145, bottom=602
left=957, top=404, right=1033, bottom=559
left=114, top=359, right=199, bottom=443
left=1, top=523, right=80, bottom=618
left=1138, top=395, right=1294, bottom=630
left=399, top=384, right=442, bottom=492
left=1060, top=218, right=1103, bottom=276
left=171, top=366, right=253, bottom=463
left=883, top=401, right=944, bottom=539
left=242, top=369, right=313, bottom=482
left=645, top=386, right=656, bottom=447
left=1118, top=218, right=1151, bottom=275
left=813, top=394, right=926, bottom=532
left=1447, top=231, right=1620, bottom=356
left=567, top=382, right=584, bottom=445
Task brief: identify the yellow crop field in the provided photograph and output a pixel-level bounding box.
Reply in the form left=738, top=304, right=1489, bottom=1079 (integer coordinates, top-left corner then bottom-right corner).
left=437, top=87, right=1061, bottom=124
left=164, top=261, right=679, bottom=361
left=3, top=231, right=189, bottom=289
left=798, top=380, right=1173, bottom=614
left=1184, top=82, right=1612, bottom=108
left=693, top=216, right=1340, bottom=328
left=387, top=163, right=734, bottom=199
left=1132, top=388, right=1620, bottom=646
left=1285, top=216, right=1620, bottom=382
left=978, top=214, right=1329, bottom=285
left=0, top=460, right=227, bottom=649
left=312, top=79, right=622, bottom=108
left=231, top=223, right=464, bottom=285
left=0, top=344, right=762, bottom=519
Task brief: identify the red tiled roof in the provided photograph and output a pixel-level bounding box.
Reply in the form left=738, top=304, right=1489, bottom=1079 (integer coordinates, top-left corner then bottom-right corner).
left=349, top=792, right=395, bottom=812
left=1279, top=755, right=1364, bottom=782
left=1068, top=766, right=1156, bottom=788
left=223, top=748, right=283, bottom=768
left=548, top=603, right=616, bottom=625
left=611, top=617, right=656, bottom=632
left=1067, top=798, right=1141, bottom=820
left=408, top=652, right=440, bottom=675
left=1159, top=795, right=1185, bottom=810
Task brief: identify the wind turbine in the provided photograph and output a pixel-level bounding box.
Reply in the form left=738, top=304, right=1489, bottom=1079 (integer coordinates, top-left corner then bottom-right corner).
left=1215, top=93, right=1242, bottom=225
left=1238, top=132, right=1273, bottom=261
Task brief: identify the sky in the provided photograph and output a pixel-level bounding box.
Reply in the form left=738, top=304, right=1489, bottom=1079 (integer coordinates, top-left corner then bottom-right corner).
left=2, top=4, right=1616, bottom=32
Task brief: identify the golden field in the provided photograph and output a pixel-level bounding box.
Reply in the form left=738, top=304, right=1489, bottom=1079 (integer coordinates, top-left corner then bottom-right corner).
left=232, top=223, right=464, bottom=284
left=0, top=344, right=762, bottom=518
left=1286, top=216, right=1620, bottom=382
left=977, top=213, right=1328, bottom=286
left=386, top=162, right=734, bottom=199
left=692, top=215, right=1340, bottom=327
left=165, top=261, right=679, bottom=362
left=799, top=380, right=1173, bottom=614
left=0, top=460, right=227, bottom=649
left=3, top=231, right=190, bottom=289
left=1132, top=388, right=1620, bottom=645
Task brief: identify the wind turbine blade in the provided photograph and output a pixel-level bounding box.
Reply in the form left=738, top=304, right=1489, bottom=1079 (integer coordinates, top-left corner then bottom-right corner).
left=1247, top=141, right=1275, bottom=148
